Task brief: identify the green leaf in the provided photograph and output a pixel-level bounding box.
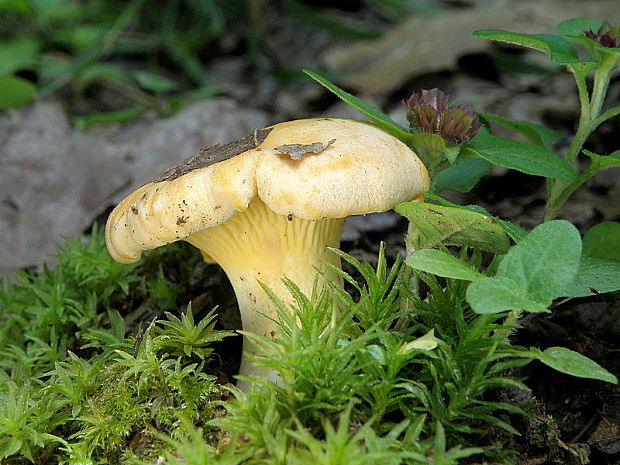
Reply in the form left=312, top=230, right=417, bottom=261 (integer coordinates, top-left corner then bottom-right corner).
left=424, top=193, right=527, bottom=243
left=444, top=144, right=461, bottom=165
left=433, top=158, right=491, bottom=193
left=405, top=249, right=484, bottom=281
left=133, top=71, right=179, bottom=93
left=0, top=74, right=36, bottom=109
left=409, top=132, right=447, bottom=167
left=54, top=25, right=104, bottom=53
left=497, top=219, right=528, bottom=243
left=73, top=105, right=147, bottom=129
left=0, top=0, right=31, bottom=14
left=477, top=112, right=564, bottom=149
left=595, top=44, right=620, bottom=56
left=530, top=347, right=617, bottom=384
left=583, top=222, right=620, bottom=260
left=467, top=277, right=549, bottom=314
left=32, top=0, right=80, bottom=21
left=584, top=149, right=620, bottom=171
left=473, top=29, right=581, bottom=65
left=74, top=63, right=126, bottom=94
left=595, top=105, right=620, bottom=127
left=496, top=220, right=582, bottom=304
left=467, top=130, right=579, bottom=182
left=556, top=18, right=603, bottom=37
left=467, top=221, right=582, bottom=314
left=569, top=61, right=599, bottom=81
left=0, top=37, right=40, bottom=74
left=563, top=255, right=620, bottom=298
left=303, top=69, right=411, bottom=141
left=399, top=329, right=440, bottom=354
left=395, top=202, right=511, bottom=253
left=556, top=18, right=620, bottom=57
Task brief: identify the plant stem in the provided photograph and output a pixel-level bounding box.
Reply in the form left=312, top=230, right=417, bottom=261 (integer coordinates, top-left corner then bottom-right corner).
left=548, top=156, right=616, bottom=215
left=544, top=56, right=617, bottom=221
left=588, top=56, right=616, bottom=129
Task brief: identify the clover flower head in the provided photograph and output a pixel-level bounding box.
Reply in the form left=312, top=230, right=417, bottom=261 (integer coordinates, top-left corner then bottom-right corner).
left=405, top=88, right=481, bottom=144
left=585, top=22, right=620, bottom=48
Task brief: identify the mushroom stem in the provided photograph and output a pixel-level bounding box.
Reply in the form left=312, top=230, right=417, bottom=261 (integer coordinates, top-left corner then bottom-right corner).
left=185, top=197, right=344, bottom=391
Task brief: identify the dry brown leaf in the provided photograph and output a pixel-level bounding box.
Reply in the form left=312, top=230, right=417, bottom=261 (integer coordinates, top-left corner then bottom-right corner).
left=0, top=99, right=267, bottom=273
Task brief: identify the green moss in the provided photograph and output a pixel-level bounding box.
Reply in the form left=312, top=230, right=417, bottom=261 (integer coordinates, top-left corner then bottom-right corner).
left=0, top=228, right=530, bottom=464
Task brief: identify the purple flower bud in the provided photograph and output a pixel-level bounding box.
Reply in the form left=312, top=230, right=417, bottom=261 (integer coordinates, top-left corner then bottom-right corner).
left=585, top=22, right=620, bottom=48
left=405, top=88, right=481, bottom=144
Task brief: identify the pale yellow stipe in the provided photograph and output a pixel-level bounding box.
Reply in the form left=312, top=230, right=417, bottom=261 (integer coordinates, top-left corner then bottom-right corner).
left=185, top=198, right=344, bottom=391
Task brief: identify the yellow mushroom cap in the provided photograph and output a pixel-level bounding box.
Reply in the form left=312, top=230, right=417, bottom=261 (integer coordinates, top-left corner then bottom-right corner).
left=105, top=118, right=430, bottom=264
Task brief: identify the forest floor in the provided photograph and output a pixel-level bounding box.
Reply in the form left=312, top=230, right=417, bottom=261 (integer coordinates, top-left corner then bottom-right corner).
left=1, top=1, right=619, bottom=463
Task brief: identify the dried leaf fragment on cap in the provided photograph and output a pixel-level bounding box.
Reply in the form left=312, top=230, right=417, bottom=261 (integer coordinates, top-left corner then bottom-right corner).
left=274, top=138, right=336, bottom=160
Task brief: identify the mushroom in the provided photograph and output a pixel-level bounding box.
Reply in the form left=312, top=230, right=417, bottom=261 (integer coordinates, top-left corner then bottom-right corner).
left=105, top=118, right=429, bottom=391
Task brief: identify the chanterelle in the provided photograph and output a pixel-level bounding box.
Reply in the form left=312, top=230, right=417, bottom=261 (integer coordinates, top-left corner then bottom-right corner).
left=105, top=118, right=430, bottom=391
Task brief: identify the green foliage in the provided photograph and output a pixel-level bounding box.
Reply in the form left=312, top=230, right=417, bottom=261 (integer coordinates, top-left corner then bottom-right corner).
left=474, top=19, right=620, bottom=221
left=2, top=13, right=619, bottom=465
left=0, top=228, right=230, bottom=463
left=0, top=74, right=36, bottom=108
left=582, top=221, right=620, bottom=260
left=476, top=112, right=564, bottom=149
left=402, top=219, right=616, bottom=382
left=3, top=218, right=606, bottom=464
left=303, top=22, right=619, bottom=451
left=303, top=69, right=412, bottom=141
left=0, top=382, right=67, bottom=462
left=402, top=217, right=620, bottom=320
left=403, top=219, right=617, bottom=384
left=155, top=306, right=234, bottom=360
left=405, top=249, right=484, bottom=282
left=149, top=416, right=251, bottom=465
left=583, top=149, right=620, bottom=171
left=467, top=221, right=582, bottom=313
left=564, top=255, right=620, bottom=297
left=0, top=226, right=137, bottom=385
left=68, top=335, right=222, bottom=461
left=399, top=271, right=530, bottom=433
left=395, top=202, right=511, bottom=253
left=307, top=17, right=620, bottom=221
left=528, top=347, right=617, bottom=384
left=472, top=30, right=583, bottom=65
left=0, top=0, right=230, bottom=118
left=423, top=194, right=529, bottom=244
left=0, top=0, right=419, bottom=119
left=326, top=12, right=618, bottom=378
left=286, top=405, right=409, bottom=465
left=196, top=247, right=524, bottom=464
left=431, top=158, right=490, bottom=193
left=465, top=129, right=580, bottom=182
